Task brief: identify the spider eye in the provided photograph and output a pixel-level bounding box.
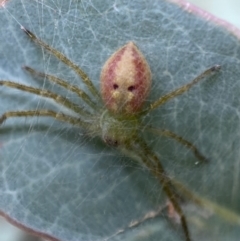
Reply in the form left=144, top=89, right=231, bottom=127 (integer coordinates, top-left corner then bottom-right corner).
left=104, top=137, right=119, bottom=147
left=113, top=84, right=119, bottom=89
left=128, top=85, right=135, bottom=92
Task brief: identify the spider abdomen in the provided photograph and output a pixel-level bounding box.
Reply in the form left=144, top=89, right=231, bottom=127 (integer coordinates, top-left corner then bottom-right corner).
left=100, top=42, right=152, bottom=116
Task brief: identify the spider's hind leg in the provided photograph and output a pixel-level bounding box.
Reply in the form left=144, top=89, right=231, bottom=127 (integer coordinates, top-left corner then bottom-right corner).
left=21, top=26, right=100, bottom=99
left=23, top=66, right=98, bottom=111
left=144, top=65, right=221, bottom=114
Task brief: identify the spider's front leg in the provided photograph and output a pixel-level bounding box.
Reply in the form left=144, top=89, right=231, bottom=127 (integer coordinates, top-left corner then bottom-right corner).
left=0, top=110, right=91, bottom=130
left=0, top=80, right=90, bottom=116
left=147, top=127, right=208, bottom=164
left=126, top=139, right=191, bottom=241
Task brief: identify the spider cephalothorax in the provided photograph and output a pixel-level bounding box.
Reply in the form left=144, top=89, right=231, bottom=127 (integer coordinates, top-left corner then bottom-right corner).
left=99, top=109, right=140, bottom=146
left=0, top=26, right=221, bottom=241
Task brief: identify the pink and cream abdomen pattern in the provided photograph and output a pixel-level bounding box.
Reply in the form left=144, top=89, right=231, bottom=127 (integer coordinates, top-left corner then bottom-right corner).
left=100, top=42, right=152, bottom=115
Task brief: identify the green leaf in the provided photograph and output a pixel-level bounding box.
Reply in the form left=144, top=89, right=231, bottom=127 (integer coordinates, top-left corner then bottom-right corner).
left=0, top=0, right=239, bottom=241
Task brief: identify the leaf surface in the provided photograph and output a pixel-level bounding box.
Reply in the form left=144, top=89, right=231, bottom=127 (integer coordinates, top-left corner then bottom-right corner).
left=0, top=1, right=240, bottom=241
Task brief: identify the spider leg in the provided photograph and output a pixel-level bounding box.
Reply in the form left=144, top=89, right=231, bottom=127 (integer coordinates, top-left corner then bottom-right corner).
left=0, top=110, right=91, bottom=129
left=143, top=65, right=221, bottom=114
left=21, top=27, right=100, bottom=100
left=127, top=139, right=191, bottom=241
left=0, top=80, right=91, bottom=116
left=147, top=127, right=208, bottom=164
left=23, top=66, right=98, bottom=111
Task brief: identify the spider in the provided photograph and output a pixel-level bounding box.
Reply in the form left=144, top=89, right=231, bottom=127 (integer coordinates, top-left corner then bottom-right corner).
left=0, top=26, right=220, bottom=241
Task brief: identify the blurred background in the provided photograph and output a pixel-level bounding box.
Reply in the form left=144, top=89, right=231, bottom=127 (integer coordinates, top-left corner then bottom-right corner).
left=188, top=0, right=240, bottom=28
left=1, top=0, right=240, bottom=241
